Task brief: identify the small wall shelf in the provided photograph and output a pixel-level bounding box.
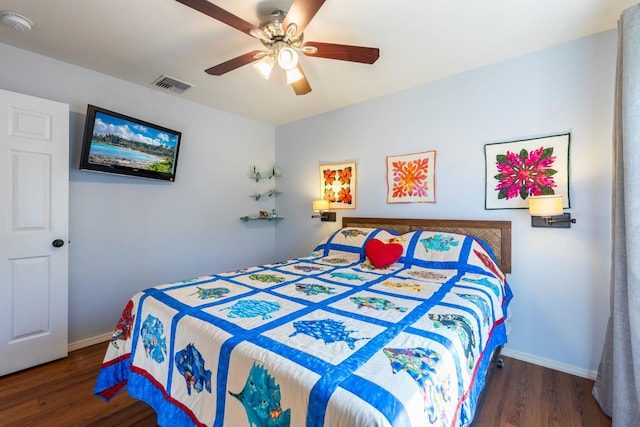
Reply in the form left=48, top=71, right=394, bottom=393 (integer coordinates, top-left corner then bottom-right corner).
left=250, top=189, right=281, bottom=200
left=240, top=216, right=284, bottom=222
left=250, top=165, right=283, bottom=182
left=245, top=164, right=282, bottom=222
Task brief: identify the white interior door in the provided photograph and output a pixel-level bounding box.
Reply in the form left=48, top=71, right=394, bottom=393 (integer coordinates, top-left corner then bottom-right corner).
left=0, top=88, right=69, bottom=376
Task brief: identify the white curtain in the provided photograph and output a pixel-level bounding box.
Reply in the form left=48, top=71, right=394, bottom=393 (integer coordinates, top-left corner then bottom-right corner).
left=593, top=4, right=640, bottom=425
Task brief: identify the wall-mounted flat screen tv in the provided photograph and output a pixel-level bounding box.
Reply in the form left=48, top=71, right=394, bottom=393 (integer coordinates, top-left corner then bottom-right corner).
left=79, top=105, right=181, bottom=181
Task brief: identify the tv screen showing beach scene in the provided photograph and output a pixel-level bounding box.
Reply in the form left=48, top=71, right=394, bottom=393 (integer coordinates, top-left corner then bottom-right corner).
left=79, top=105, right=182, bottom=181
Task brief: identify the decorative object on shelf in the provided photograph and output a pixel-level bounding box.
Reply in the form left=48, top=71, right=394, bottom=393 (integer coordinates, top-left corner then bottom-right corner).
left=484, top=133, right=571, bottom=210
left=311, top=199, right=336, bottom=222
left=250, top=163, right=283, bottom=182
left=251, top=166, right=262, bottom=182
left=270, top=164, right=283, bottom=179
left=319, top=162, right=356, bottom=209
left=528, top=195, right=576, bottom=228
left=386, top=150, right=436, bottom=204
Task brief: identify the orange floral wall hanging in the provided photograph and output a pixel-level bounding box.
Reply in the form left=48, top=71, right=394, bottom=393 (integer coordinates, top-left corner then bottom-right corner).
left=386, top=150, right=436, bottom=203
left=319, top=162, right=356, bottom=209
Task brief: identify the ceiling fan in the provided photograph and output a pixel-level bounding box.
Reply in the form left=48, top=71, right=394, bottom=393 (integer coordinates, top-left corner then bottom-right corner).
left=175, top=0, right=380, bottom=95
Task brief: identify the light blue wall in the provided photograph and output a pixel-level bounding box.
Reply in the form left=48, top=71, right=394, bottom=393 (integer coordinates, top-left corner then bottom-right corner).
left=0, top=43, right=278, bottom=343
left=275, top=30, right=616, bottom=375
left=0, top=29, right=617, bottom=375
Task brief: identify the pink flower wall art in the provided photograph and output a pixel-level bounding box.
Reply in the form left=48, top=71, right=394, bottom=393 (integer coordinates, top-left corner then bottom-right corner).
left=484, top=133, right=570, bottom=209
left=319, top=162, right=356, bottom=209
left=386, top=150, right=436, bottom=203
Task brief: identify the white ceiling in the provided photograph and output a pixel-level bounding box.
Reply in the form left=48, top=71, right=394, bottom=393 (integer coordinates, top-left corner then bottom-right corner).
left=0, top=0, right=635, bottom=125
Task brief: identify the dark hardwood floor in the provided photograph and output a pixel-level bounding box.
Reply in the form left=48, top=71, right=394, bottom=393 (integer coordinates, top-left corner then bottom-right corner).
left=471, top=356, right=611, bottom=427
left=0, top=342, right=611, bottom=426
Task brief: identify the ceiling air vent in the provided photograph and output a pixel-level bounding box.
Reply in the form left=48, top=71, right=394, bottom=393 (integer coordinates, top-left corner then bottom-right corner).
left=151, top=75, right=194, bottom=94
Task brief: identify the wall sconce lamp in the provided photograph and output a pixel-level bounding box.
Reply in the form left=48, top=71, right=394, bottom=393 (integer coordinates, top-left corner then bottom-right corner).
left=311, top=199, right=336, bottom=222
left=528, top=195, right=576, bottom=228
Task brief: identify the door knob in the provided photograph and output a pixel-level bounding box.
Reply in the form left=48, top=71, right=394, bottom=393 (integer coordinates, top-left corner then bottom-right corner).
left=52, top=239, right=65, bottom=248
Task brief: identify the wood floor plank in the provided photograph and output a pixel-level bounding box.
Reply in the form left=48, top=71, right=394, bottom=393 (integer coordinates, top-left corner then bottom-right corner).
left=0, top=343, right=610, bottom=426
left=0, top=398, right=40, bottom=425
left=471, top=356, right=611, bottom=427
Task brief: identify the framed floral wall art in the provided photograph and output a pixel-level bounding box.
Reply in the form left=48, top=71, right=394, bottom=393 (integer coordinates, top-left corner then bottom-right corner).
left=386, top=150, right=436, bottom=203
left=484, top=133, right=570, bottom=210
left=319, top=162, right=356, bottom=209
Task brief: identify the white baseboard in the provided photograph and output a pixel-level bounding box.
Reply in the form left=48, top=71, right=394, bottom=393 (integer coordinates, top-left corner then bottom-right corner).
left=68, top=331, right=112, bottom=352
left=501, top=347, right=597, bottom=380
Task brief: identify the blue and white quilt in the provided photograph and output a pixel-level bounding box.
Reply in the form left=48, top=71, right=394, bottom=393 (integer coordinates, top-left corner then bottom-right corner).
left=95, top=227, right=512, bottom=427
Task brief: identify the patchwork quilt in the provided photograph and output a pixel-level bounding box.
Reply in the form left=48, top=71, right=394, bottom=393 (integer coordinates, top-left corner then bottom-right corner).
left=94, top=227, right=512, bottom=427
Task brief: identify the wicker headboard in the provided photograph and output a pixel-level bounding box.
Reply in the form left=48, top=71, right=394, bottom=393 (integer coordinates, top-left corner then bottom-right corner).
left=341, top=217, right=512, bottom=274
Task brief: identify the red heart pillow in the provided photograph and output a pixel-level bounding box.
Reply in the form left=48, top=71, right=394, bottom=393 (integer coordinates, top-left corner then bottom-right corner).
left=365, top=239, right=403, bottom=268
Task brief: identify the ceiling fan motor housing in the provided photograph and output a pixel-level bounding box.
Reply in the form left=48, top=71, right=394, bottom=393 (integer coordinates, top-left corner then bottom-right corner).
left=259, top=11, right=303, bottom=49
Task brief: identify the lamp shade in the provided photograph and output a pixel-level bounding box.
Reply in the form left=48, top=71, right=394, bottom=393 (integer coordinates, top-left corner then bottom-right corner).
left=528, top=195, right=563, bottom=216
left=253, top=56, right=275, bottom=80
left=277, top=47, right=298, bottom=70
left=285, top=67, right=304, bottom=84
left=312, top=199, right=329, bottom=211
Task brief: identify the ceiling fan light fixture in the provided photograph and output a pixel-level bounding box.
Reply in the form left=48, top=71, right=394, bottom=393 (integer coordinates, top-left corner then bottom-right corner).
left=253, top=55, right=275, bottom=79
left=286, top=67, right=304, bottom=84
left=178, top=0, right=378, bottom=95
left=277, top=46, right=298, bottom=70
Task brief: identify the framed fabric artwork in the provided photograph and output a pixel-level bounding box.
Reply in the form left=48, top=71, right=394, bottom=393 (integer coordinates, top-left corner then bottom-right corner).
left=386, top=150, right=436, bottom=204
left=319, top=162, right=356, bottom=209
left=484, top=133, right=571, bottom=210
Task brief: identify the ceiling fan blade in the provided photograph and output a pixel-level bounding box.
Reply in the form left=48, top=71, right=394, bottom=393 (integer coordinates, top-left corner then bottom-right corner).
left=175, top=0, right=261, bottom=36
left=291, top=64, right=312, bottom=95
left=205, top=50, right=263, bottom=75
left=302, top=42, right=379, bottom=64
left=283, top=0, right=326, bottom=36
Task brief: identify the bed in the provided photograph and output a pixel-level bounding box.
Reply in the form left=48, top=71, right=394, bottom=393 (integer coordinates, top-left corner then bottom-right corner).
left=94, top=217, right=512, bottom=427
